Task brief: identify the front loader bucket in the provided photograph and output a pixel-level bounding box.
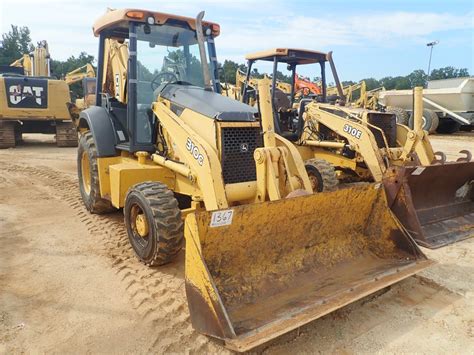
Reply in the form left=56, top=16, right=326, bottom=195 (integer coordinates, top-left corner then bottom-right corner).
left=184, top=184, right=432, bottom=351
left=384, top=163, right=474, bottom=249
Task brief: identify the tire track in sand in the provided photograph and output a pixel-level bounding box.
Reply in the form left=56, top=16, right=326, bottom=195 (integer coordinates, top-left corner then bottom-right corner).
left=2, top=162, right=226, bottom=354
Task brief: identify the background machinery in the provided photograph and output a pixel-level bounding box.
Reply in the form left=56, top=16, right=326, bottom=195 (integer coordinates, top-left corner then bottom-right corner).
left=378, top=77, right=474, bottom=133
left=295, top=74, right=321, bottom=95
left=0, top=40, right=78, bottom=148
left=241, top=48, right=473, bottom=248
left=76, top=9, right=431, bottom=351
left=64, top=63, right=96, bottom=87
left=64, top=63, right=97, bottom=122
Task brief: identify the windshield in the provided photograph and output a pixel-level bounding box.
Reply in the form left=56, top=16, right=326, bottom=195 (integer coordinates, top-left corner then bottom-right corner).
left=250, top=61, right=328, bottom=102
left=136, top=23, right=210, bottom=105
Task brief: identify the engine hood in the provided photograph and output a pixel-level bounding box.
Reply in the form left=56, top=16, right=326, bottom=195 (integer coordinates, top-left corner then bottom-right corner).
left=159, top=84, right=257, bottom=121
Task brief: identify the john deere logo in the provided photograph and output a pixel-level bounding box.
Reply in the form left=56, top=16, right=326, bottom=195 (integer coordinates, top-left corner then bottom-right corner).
left=240, top=143, right=249, bottom=153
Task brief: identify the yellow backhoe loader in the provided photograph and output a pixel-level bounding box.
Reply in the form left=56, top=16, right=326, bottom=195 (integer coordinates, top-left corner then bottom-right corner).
left=240, top=48, right=474, bottom=249
left=64, top=63, right=97, bottom=123
left=327, top=80, right=383, bottom=111
left=0, top=40, right=77, bottom=147
left=222, top=69, right=292, bottom=105
left=10, top=40, right=51, bottom=77
left=76, top=9, right=431, bottom=351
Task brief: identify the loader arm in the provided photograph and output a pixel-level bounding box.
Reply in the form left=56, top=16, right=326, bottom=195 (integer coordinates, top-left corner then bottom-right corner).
left=256, top=77, right=312, bottom=200
left=151, top=101, right=228, bottom=210
left=303, top=104, right=387, bottom=181
left=395, top=124, right=435, bottom=165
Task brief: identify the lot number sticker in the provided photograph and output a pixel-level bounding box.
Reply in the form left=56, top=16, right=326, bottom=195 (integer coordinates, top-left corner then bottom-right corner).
left=210, top=209, right=234, bottom=227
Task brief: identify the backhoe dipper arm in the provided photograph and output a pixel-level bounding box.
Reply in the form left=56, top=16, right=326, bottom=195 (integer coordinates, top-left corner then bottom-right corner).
left=65, top=64, right=95, bottom=85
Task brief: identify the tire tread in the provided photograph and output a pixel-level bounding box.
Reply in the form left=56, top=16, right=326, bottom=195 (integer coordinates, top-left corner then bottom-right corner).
left=126, top=181, right=184, bottom=266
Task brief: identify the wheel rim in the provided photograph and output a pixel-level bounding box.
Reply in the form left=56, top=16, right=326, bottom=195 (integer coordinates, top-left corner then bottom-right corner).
left=130, top=204, right=150, bottom=248
left=308, top=171, right=321, bottom=192
left=135, top=213, right=149, bottom=237
left=81, top=151, right=91, bottom=195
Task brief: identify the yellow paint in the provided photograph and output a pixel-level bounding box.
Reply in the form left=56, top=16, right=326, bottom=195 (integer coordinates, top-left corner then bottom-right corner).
left=109, top=162, right=175, bottom=208
left=184, top=214, right=222, bottom=320
left=185, top=183, right=428, bottom=342
left=96, top=156, right=175, bottom=208
left=81, top=151, right=91, bottom=194
left=97, top=156, right=122, bottom=199
left=0, top=78, right=72, bottom=120
left=135, top=213, right=149, bottom=237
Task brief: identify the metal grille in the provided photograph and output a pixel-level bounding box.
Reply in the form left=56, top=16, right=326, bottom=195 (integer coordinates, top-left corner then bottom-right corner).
left=221, top=126, right=263, bottom=184
left=367, top=113, right=397, bottom=148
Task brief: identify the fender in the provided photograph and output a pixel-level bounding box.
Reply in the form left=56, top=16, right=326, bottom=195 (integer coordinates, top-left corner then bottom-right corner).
left=78, top=106, right=118, bottom=157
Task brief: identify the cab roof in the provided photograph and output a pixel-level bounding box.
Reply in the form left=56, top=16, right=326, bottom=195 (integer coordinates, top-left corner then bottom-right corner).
left=93, top=8, right=220, bottom=38
left=245, top=48, right=328, bottom=65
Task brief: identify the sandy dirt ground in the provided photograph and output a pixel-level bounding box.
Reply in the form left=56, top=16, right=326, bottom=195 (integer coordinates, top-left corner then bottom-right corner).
left=0, top=132, right=473, bottom=354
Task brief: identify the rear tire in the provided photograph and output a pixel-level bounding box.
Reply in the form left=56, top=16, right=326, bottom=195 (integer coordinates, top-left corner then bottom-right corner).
left=0, top=121, right=16, bottom=149
left=124, top=182, right=184, bottom=266
left=78, top=132, right=115, bottom=214
left=386, top=106, right=409, bottom=125
left=408, top=109, right=439, bottom=133
left=305, top=159, right=338, bottom=192
left=436, top=118, right=461, bottom=134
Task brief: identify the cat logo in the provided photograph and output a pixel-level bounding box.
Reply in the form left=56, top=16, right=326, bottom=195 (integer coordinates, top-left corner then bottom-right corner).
left=9, top=85, right=44, bottom=105
left=4, top=77, right=48, bottom=108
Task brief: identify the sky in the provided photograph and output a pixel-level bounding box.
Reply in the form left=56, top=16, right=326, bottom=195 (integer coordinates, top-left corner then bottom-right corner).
left=0, top=0, right=472, bottom=81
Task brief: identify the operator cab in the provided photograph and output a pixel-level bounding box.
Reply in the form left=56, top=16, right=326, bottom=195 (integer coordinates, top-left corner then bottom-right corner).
left=0, top=65, right=25, bottom=77
left=81, top=77, right=97, bottom=107
left=242, top=48, right=344, bottom=141
left=91, top=9, right=222, bottom=153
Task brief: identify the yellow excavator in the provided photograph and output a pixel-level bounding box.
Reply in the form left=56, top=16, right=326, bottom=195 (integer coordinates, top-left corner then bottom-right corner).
left=76, top=9, right=431, bottom=351
left=64, top=63, right=97, bottom=123
left=64, top=63, right=95, bottom=86
left=0, top=40, right=77, bottom=147
left=10, top=40, right=51, bottom=77
left=240, top=48, right=473, bottom=249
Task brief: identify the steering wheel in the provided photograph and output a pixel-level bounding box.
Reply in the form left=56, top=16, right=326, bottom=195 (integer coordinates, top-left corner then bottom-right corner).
left=150, top=72, right=179, bottom=90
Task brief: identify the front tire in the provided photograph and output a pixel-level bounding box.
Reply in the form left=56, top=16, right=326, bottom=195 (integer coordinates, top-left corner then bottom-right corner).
left=77, top=132, right=115, bottom=214
left=305, top=159, right=338, bottom=193
left=124, top=182, right=184, bottom=266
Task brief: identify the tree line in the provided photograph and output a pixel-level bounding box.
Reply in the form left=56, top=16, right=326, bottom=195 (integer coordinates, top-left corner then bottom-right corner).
left=217, top=59, right=469, bottom=90
left=1, top=24, right=470, bottom=99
